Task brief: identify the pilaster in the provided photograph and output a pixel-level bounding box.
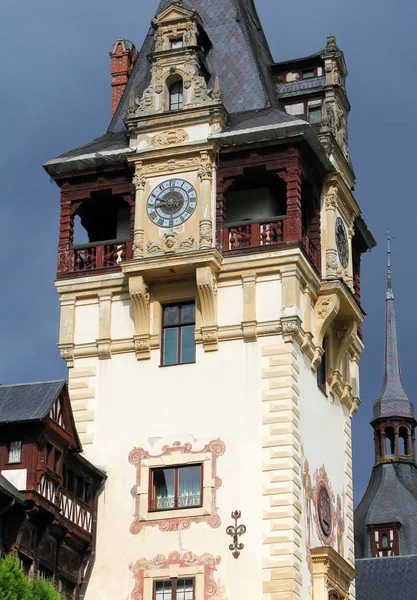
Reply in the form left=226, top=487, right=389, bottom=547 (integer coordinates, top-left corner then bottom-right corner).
left=97, top=292, right=113, bottom=360
left=58, top=296, right=76, bottom=368
left=196, top=266, right=218, bottom=351
left=262, top=343, right=302, bottom=600
left=198, top=151, right=214, bottom=250
left=132, top=162, right=146, bottom=259
left=242, top=273, right=257, bottom=342
left=129, top=275, right=151, bottom=360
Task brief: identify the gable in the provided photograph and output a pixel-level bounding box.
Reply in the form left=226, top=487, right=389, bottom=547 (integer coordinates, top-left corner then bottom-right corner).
left=154, top=4, right=195, bottom=24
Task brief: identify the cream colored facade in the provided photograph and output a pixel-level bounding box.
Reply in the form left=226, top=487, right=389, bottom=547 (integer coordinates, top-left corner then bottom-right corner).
left=53, top=5, right=368, bottom=600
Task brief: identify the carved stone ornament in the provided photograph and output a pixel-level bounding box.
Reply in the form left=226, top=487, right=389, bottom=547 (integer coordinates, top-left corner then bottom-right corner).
left=146, top=156, right=200, bottom=174
left=133, top=172, right=146, bottom=191
left=152, top=129, right=189, bottom=146
left=324, top=186, right=338, bottom=210
left=59, top=344, right=74, bottom=368
left=281, top=316, right=302, bottom=343
left=132, top=229, right=144, bottom=258
left=335, top=217, right=349, bottom=269
left=97, top=338, right=111, bottom=361
left=198, top=151, right=213, bottom=181
left=199, top=220, right=213, bottom=249
left=326, top=251, right=339, bottom=276
left=197, top=266, right=218, bottom=351
left=317, top=298, right=333, bottom=321
left=146, top=233, right=196, bottom=255
left=129, top=276, right=151, bottom=360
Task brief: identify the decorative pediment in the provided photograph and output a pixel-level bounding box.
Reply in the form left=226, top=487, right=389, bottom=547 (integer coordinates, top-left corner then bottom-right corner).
left=153, top=3, right=198, bottom=26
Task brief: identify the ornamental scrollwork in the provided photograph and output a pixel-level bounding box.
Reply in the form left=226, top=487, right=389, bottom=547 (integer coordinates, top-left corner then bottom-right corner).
left=152, top=129, right=189, bottom=147
left=199, top=220, right=213, bottom=249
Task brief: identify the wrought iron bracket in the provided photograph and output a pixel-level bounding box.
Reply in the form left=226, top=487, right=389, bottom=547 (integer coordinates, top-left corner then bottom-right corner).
left=226, top=510, right=246, bottom=559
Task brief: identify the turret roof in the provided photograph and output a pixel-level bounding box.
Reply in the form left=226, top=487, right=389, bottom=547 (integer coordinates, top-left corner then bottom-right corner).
left=373, top=234, right=414, bottom=421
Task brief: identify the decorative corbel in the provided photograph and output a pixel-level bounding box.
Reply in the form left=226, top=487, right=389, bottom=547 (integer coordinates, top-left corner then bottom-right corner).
left=281, top=315, right=303, bottom=344
left=311, top=294, right=340, bottom=372
left=129, top=275, right=151, bottom=360
left=59, top=344, right=74, bottom=369
left=197, top=266, right=218, bottom=352
left=333, top=320, right=357, bottom=374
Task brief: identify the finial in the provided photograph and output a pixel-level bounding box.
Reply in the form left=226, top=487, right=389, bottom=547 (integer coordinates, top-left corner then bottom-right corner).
left=326, top=35, right=337, bottom=52
left=386, top=230, right=394, bottom=300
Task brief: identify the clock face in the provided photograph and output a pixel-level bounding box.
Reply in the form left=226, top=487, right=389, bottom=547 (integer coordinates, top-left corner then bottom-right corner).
left=318, top=486, right=332, bottom=537
left=147, top=179, right=197, bottom=228
left=336, top=217, right=349, bottom=269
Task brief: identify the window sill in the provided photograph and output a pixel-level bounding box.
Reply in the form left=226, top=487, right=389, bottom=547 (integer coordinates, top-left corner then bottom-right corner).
left=149, top=504, right=203, bottom=514
left=5, top=462, right=22, bottom=466
left=159, top=361, right=196, bottom=368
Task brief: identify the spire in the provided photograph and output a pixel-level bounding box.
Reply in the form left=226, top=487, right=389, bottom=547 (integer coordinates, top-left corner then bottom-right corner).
left=373, top=233, right=414, bottom=421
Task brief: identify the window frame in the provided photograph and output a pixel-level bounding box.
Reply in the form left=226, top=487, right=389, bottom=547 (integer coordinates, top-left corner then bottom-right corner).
left=149, top=464, right=203, bottom=513
left=8, top=440, right=22, bottom=464
left=161, top=301, right=196, bottom=367
left=153, top=577, right=195, bottom=600
left=169, top=80, right=184, bottom=111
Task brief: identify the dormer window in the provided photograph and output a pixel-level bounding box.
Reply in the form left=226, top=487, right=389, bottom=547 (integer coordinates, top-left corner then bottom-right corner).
left=169, top=80, right=184, bottom=111
left=171, top=38, right=183, bottom=49
left=370, top=524, right=400, bottom=557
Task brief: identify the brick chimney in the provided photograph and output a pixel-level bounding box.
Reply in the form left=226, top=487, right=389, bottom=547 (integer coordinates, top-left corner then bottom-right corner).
left=110, top=40, right=137, bottom=117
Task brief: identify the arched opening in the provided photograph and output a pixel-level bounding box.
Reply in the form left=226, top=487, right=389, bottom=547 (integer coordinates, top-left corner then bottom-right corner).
left=374, top=429, right=382, bottom=459
left=399, top=426, right=409, bottom=456
left=329, top=592, right=339, bottom=600
left=75, top=194, right=130, bottom=245
left=381, top=534, right=389, bottom=549
left=169, top=79, right=183, bottom=111
left=224, top=169, right=287, bottom=248
left=385, top=426, right=396, bottom=455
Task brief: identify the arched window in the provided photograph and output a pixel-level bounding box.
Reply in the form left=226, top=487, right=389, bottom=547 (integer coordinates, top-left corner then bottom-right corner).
left=329, top=592, right=339, bottom=600
left=385, top=427, right=396, bottom=455
left=399, top=426, right=409, bottom=455
left=169, top=80, right=183, bottom=111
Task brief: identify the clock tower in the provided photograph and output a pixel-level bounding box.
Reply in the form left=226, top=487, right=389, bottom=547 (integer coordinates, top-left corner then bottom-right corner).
left=44, top=2, right=375, bottom=599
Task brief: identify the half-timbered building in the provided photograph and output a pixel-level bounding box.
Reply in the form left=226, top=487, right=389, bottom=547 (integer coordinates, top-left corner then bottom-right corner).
left=0, top=380, right=105, bottom=598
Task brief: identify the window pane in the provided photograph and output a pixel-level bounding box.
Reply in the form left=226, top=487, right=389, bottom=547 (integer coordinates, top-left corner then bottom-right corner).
left=178, top=466, right=201, bottom=508
left=309, top=107, right=322, bottom=124
left=153, top=469, right=175, bottom=510
left=303, top=70, right=315, bottom=79
left=164, top=305, right=180, bottom=326
left=155, top=580, right=173, bottom=600
left=181, top=303, right=195, bottom=324
left=177, top=579, right=194, bottom=600
left=171, top=39, right=183, bottom=49
left=9, top=441, right=22, bottom=464
left=164, top=328, right=179, bottom=365
left=181, top=326, right=195, bottom=364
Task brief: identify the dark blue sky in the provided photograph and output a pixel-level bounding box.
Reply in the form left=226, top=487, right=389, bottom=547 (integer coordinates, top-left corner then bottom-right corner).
left=1, top=0, right=416, bottom=504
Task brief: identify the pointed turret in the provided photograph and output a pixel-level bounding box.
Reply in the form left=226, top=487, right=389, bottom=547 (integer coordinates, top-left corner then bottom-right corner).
left=355, top=237, right=417, bottom=565
left=372, top=233, right=415, bottom=424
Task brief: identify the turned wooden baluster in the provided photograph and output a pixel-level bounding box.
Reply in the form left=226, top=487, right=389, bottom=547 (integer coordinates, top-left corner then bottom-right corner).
left=230, top=228, right=237, bottom=248
left=75, top=250, right=82, bottom=271
left=260, top=224, right=268, bottom=245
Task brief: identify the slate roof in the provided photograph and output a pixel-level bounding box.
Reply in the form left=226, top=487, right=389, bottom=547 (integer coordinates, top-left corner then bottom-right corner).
left=356, top=556, right=417, bottom=600
left=354, top=462, right=417, bottom=558
left=373, top=254, right=414, bottom=421
left=45, top=0, right=311, bottom=175
left=0, top=380, right=66, bottom=424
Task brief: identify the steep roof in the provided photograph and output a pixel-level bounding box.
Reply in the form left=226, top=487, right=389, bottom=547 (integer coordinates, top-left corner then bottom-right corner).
left=355, top=462, right=417, bottom=558
left=109, top=0, right=279, bottom=134
left=373, top=236, right=414, bottom=421
left=356, top=556, right=417, bottom=600
left=45, top=0, right=309, bottom=176
left=0, top=474, right=26, bottom=504
left=0, top=380, right=66, bottom=424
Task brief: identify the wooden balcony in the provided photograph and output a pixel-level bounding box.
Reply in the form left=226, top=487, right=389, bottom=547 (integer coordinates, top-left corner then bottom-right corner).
left=59, top=239, right=133, bottom=277
left=36, top=475, right=93, bottom=534
left=223, top=217, right=321, bottom=272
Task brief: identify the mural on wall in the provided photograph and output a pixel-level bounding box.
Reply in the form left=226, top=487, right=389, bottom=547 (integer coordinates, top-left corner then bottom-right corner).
left=129, top=439, right=226, bottom=534
left=301, top=454, right=346, bottom=588
left=129, top=552, right=221, bottom=600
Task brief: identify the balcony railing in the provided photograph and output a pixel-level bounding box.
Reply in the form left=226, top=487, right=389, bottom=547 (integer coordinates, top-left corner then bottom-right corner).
left=72, top=239, right=131, bottom=273
left=60, top=488, right=93, bottom=534
left=223, top=217, right=285, bottom=250
left=37, top=475, right=93, bottom=534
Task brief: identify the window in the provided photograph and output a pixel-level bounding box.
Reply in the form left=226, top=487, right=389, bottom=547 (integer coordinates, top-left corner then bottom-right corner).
left=302, top=70, right=315, bottom=79
left=154, top=578, right=194, bottom=600
left=8, top=441, right=22, bottom=464
left=317, top=339, right=327, bottom=393
left=169, top=81, right=184, bottom=110
left=308, top=106, right=322, bottom=124
left=171, top=39, right=183, bottom=49
left=150, top=465, right=202, bottom=511
left=162, top=302, right=195, bottom=366
left=46, top=443, right=54, bottom=469
left=371, top=525, right=400, bottom=557
left=329, top=592, right=339, bottom=600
